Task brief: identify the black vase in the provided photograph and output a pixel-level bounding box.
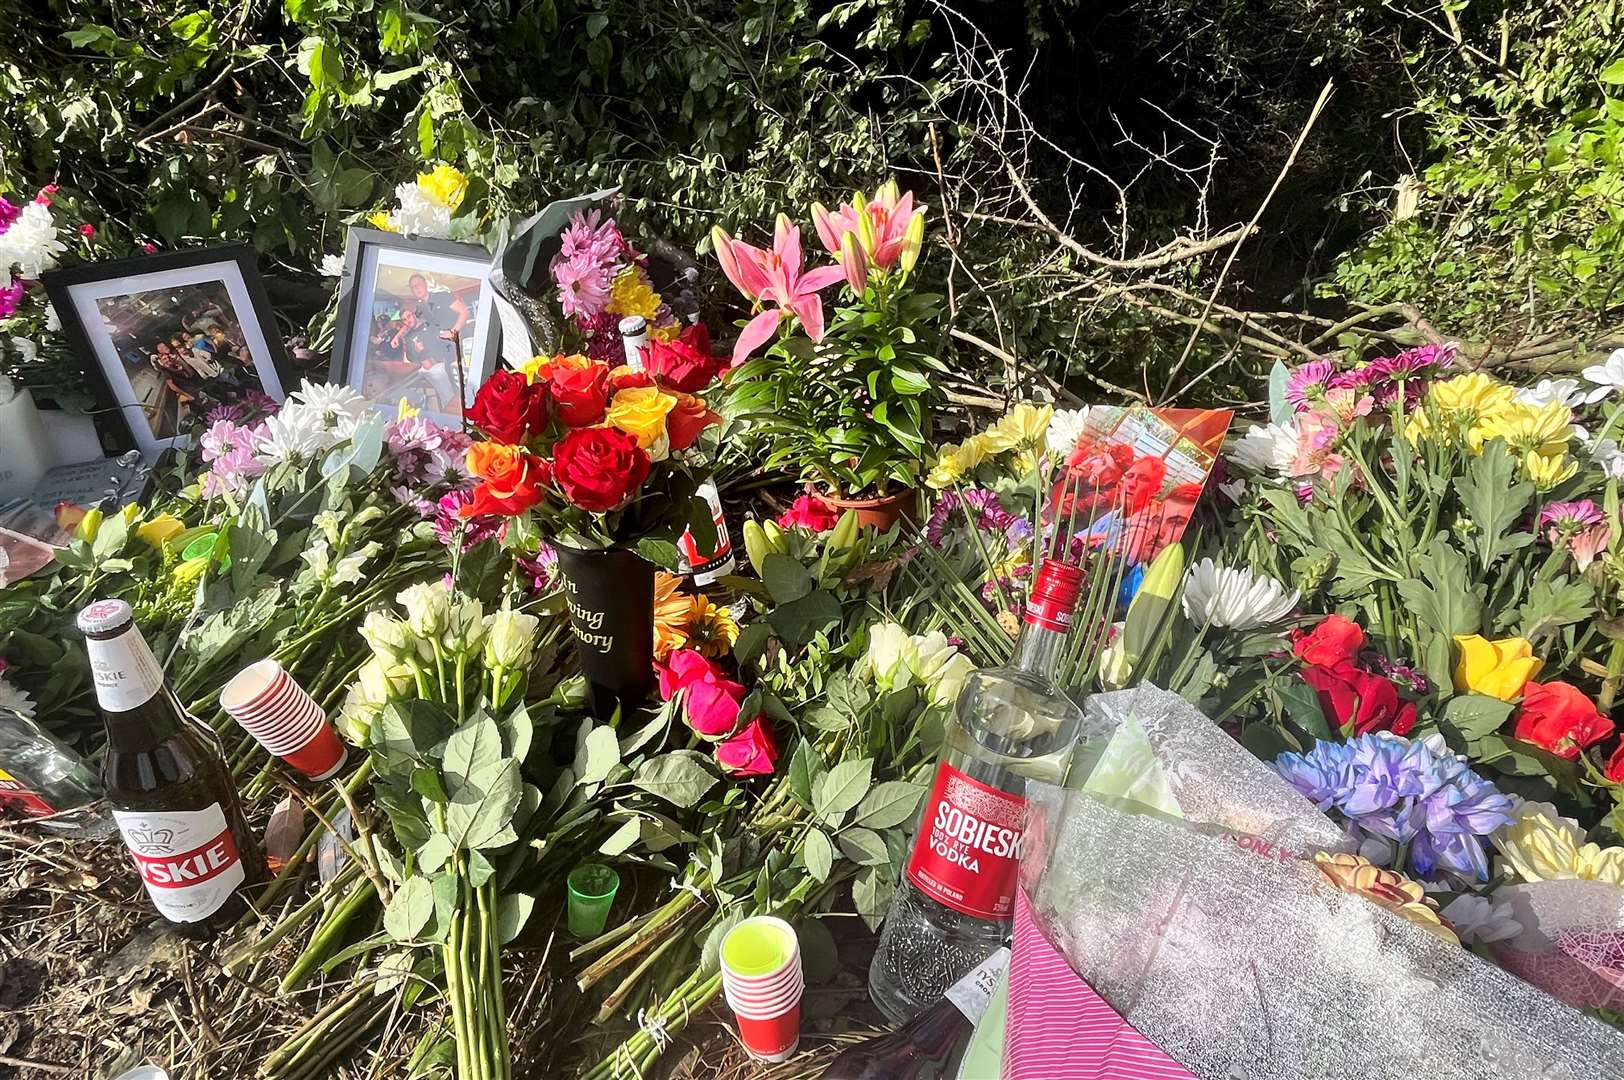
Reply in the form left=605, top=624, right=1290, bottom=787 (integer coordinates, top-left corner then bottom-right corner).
left=552, top=544, right=657, bottom=720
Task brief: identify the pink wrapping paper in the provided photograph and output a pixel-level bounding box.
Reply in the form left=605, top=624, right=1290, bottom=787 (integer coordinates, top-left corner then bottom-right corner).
left=1004, top=890, right=1197, bottom=1080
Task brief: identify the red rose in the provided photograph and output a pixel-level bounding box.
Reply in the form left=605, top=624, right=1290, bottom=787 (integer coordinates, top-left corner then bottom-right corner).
left=550, top=362, right=611, bottom=427
left=607, top=366, right=655, bottom=395
left=716, top=716, right=780, bottom=776
left=459, top=443, right=550, bottom=517
left=1292, top=615, right=1364, bottom=668
left=776, top=494, right=840, bottom=533
left=666, top=393, right=720, bottom=452
left=551, top=426, right=651, bottom=512
left=1301, top=662, right=1416, bottom=737
left=642, top=328, right=725, bottom=393
left=467, top=369, right=550, bottom=444
left=1514, top=681, right=1614, bottom=759
left=1607, top=742, right=1624, bottom=783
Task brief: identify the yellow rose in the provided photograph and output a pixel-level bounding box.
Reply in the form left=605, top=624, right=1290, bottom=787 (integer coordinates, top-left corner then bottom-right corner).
left=1523, top=449, right=1577, bottom=491
left=604, top=386, right=677, bottom=449
left=136, top=512, right=187, bottom=550
left=1494, top=801, right=1624, bottom=886
left=1452, top=634, right=1542, bottom=701
left=416, top=163, right=468, bottom=211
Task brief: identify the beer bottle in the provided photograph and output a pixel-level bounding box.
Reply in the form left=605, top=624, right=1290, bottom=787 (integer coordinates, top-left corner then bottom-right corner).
left=78, top=599, right=263, bottom=935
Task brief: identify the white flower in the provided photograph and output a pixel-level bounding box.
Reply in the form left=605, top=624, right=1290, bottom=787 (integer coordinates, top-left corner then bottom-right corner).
left=356, top=655, right=414, bottom=706
left=390, top=182, right=452, bottom=239
left=1180, top=558, right=1299, bottom=630
left=858, top=623, right=916, bottom=690
left=312, top=510, right=344, bottom=547
left=360, top=611, right=414, bottom=663
left=908, top=630, right=975, bottom=706
left=1585, top=436, right=1624, bottom=480
left=1514, top=378, right=1587, bottom=409
left=398, top=580, right=452, bottom=639
left=1226, top=420, right=1299, bottom=476
left=1045, top=407, right=1089, bottom=458
left=332, top=541, right=379, bottom=586
left=1217, top=477, right=1247, bottom=504
left=1440, top=894, right=1523, bottom=945
left=1580, top=349, right=1624, bottom=404
left=319, top=253, right=346, bottom=277
left=290, top=380, right=369, bottom=435
left=442, top=594, right=486, bottom=656
left=483, top=608, right=541, bottom=669
left=256, top=406, right=334, bottom=461
left=44, top=302, right=60, bottom=332
left=9, top=336, right=38, bottom=365
left=0, top=202, right=67, bottom=279
left=0, top=674, right=37, bottom=719
left=925, top=651, right=975, bottom=708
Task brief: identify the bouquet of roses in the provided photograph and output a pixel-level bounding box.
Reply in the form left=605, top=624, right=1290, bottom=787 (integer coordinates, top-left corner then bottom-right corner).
left=457, top=325, right=728, bottom=556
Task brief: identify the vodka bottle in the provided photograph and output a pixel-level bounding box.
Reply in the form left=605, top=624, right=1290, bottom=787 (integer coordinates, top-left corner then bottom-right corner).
left=824, top=948, right=1008, bottom=1079
left=868, top=559, right=1085, bottom=1022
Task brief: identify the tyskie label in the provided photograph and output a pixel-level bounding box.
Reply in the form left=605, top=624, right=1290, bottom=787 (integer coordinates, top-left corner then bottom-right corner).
left=905, top=762, right=1026, bottom=920
left=85, top=628, right=165, bottom=712
left=677, top=480, right=736, bottom=585
left=0, top=766, right=55, bottom=818
left=114, top=804, right=245, bottom=922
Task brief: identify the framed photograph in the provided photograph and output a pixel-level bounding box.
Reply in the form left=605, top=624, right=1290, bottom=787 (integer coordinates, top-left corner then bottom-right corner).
left=331, top=228, right=499, bottom=427
left=43, top=246, right=295, bottom=458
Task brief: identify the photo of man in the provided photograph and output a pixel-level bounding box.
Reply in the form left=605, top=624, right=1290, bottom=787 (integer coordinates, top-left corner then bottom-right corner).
left=357, top=264, right=479, bottom=414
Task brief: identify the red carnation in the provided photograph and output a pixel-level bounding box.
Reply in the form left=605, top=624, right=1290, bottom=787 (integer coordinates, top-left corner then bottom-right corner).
left=552, top=426, right=651, bottom=512
left=1514, top=681, right=1615, bottom=760
left=467, top=369, right=550, bottom=444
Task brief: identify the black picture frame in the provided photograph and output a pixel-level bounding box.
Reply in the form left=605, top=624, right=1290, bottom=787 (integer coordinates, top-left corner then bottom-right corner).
left=330, top=227, right=500, bottom=428
left=42, top=245, right=297, bottom=458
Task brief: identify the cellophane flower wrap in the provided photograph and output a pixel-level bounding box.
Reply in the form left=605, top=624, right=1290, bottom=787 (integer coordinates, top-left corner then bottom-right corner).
left=1017, top=684, right=1624, bottom=1080
left=457, top=323, right=728, bottom=558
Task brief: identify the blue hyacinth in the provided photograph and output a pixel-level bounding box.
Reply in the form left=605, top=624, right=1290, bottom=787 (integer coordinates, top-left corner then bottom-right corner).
left=1271, top=732, right=1516, bottom=883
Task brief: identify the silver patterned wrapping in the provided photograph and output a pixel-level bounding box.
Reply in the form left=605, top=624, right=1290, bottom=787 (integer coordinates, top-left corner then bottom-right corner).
left=1020, top=684, right=1624, bottom=1079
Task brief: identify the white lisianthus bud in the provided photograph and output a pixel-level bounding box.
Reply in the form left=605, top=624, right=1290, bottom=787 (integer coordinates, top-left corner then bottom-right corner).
left=483, top=608, right=541, bottom=669
left=360, top=611, right=414, bottom=663
left=397, top=580, right=451, bottom=639
left=442, top=595, right=487, bottom=656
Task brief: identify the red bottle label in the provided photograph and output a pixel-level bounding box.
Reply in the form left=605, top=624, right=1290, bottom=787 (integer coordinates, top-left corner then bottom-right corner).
left=0, top=767, right=55, bottom=817
left=905, top=762, right=1027, bottom=920
left=114, top=804, right=245, bottom=922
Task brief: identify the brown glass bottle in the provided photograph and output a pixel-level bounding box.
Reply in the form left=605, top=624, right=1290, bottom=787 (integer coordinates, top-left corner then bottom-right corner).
left=79, top=599, right=264, bottom=937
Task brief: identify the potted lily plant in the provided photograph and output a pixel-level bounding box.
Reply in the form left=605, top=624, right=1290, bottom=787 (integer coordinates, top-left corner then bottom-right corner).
left=714, top=181, right=947, bottom=528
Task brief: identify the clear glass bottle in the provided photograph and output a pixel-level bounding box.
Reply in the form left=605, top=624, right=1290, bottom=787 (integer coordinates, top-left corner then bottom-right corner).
left=0, top=705, right=112, bottom=837
left=868, top=559, right=1085, bottom=1022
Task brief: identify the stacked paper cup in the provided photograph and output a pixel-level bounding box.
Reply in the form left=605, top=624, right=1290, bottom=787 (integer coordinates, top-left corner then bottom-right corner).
left=220, top=659, right=347, bottom=781
left=719, top=916, right=803, bottom=1061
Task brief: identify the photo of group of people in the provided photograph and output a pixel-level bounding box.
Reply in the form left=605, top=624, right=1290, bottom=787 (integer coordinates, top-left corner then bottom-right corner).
left=356, top=265, right=477, bottom=415
left=96, top=280, right=264, bottom=440
left=1052, top=406, right=1232, bottom=597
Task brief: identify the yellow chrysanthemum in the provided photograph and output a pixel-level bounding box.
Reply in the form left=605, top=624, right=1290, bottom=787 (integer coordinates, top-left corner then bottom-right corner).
left=416, top=163, right=468, bottom=211
left=1523, top=449, right=1578, bottom=491
left=1494, top=802, right=1624, bottom=886
left=395, top=397, right=420, bottom=422
left=606, top=269, right=662, bottom=320
left=653, top=572, right=695, bottom=661
left=368, top=210, right=396, bottom=232
left=926, top=444, right=967, bottom=490
left=650, top=321, right=683, bottom=343
left=956, top=435, right=991, bottom=469
left=1476, top=400, right=1573, bottom=457
left=986, top=402, right=1053, bottom=452
left=684, top=594, right=740, bottom=658
left=1430, top=372, right=1516, bottom=421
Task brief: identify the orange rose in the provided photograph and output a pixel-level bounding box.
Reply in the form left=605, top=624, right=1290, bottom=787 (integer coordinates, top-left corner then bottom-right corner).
left=461, top=443, right=550, bottom=517
left=666, top=393, right=720, bottom=451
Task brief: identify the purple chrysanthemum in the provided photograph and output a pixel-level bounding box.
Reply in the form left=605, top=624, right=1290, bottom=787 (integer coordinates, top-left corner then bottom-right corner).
left=0, top=197, right=20, bottom=233
left=433, top=488, right=502, bottom=549
left=0, top=276, right=24, bottom=317
left=1285, top=359, right=1337, bottom=412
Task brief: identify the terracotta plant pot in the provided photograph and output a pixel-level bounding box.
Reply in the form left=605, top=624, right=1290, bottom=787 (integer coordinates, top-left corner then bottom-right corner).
left=814, top=487, right=921, bottom=532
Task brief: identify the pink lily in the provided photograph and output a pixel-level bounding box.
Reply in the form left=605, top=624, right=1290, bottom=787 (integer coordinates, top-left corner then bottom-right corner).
left=712, top=216, right=845, bottom=364
left=837, top=231, right=868, bottom=294
left=811, top=180, right=924, bottom=272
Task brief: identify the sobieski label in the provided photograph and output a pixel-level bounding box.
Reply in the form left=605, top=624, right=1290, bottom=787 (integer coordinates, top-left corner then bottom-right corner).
left=113, top=803, right=244, bottom=922
left=906, top=762, right=1026, bottom=920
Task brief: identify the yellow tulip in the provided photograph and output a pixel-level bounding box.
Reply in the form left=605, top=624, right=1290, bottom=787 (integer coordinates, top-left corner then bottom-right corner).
left=75, top=506, right=104, bottom=542
left=136, top=512, right=186, bottom=550
left=1452, top=634, right=1542, bottom=701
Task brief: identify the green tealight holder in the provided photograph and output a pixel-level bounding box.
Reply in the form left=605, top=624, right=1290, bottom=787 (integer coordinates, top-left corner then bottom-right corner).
left=566, top=863, right=621, bottom=938
left=181, top=531, right=231, bottom=570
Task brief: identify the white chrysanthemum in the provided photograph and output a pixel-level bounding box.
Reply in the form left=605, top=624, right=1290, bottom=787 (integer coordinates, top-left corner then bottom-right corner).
left=1584, top=436, right=1624, bottom=480
left=1226, top=420, right=1299, bottom=476
left=1217, top=478, right=1247, bottom=504
left=10, top=336, right=37, bottom=365
left=390, top=182, right=452, bottom=239
left=1513, top=378, right=1586, bottom=409
left=1580, top=349, right=1624, bottom=405
left=0, top=202, right=67, bottom=279
left=1180, top=558, right=1299, bottom=630
left=1439, top=895, right=1523, bottom=945
left=318, top=253, right=346, bottom=277
left=1045, top=407, right=1089, bottom=458
left=290, top=380, right=369, bottom=435
left=0, top=673, right=36, bottom=718
left=44, top=302, right=60, bottom=332
left=255, top=405, right=335, bottom=461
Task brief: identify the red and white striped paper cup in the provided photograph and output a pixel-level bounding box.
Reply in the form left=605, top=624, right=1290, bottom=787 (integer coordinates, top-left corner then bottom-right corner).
left=720, top=916, right=803, bottom=1062
left=221, top=659, right=347, bottom=781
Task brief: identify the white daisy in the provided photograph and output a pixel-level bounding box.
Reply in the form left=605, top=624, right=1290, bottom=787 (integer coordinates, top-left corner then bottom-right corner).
left=1180, top=558, right=1299, bottom=630
left=1580, top=349, right=1624, bottom=404
left=1439, top=894, right=1523, bottom=945
left=1513, top=378, right=1586, bottom=409
left=0, top=202, right=67, bottom=279
left=1226, top=420, right=1299, bottom=477
left=255, top=405, right=335, bottom=461
left=1045, top=407, right=1090, bottom=458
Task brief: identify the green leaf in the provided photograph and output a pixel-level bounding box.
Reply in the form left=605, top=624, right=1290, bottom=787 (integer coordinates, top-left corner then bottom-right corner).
left=382, top=876, right=434, bottom=942
left=1603, top=58, right=1624, bottom=84
left=496, top=893, right=535, bottom=945
left=1454, top=441, right=1534, bottom=570
left=1516, top=578, right=1595, bottom=643
left=377, top=700, right=455, bottom=764
left=855, top=781, right=926, bottom=829
left=836, top=826, right=891, bottom=866
left=1273, top=678, right=1331, bottom=741
left=762, top=553, right=814, bottom=604
left=635, top=536, right=680, bottom=571
left=410, top=765, right=448, bottom=804
left=1440, top=693, right=1515, bottom=746
left=797, top=917, right=839, bottom=984
left=733, top=621, right=772, bottom=666
left=767, top=590, right=841, bottom=647
left=417, top=832, right=453, bottom=873
left=1395, top=536, right=1483, bottom=638
left=599, top=818, right=641, bottom=856
left=578, top=725, right=621, bottom=786
left=502, top=702, right=534, bottom=764
left=787, top=740, right=824, bottom=809
left=814, top=758, right=873, bottom=822
left=700, top=908, right=749, bottom=975
left=443, top=759, right=521, bottom=851
left=804, top=827, right=834, bottom=882
left=618, top=703, right=672, bottom=758
left=853, top=866, right=895, bottom=931
left=443, top=718, right=504, bottom=795
left=632, top=750, right=719, bottom=808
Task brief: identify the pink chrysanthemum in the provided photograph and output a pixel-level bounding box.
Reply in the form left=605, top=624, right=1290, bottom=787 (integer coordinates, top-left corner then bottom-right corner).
left=553, top=255, right=610, bottom=320
left=0, top=276, right=24, bottom=317
left=1285, top=359, right=1337, bottom=412
left=0, top=197, right=20, bottom=232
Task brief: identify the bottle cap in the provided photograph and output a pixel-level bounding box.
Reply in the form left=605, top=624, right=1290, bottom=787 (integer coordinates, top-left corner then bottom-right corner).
left=617, top=315, right=647, bottom=337
left=77, top=598, right=135, bottom=635
left=1024, top=559, right=1083, bottom=632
